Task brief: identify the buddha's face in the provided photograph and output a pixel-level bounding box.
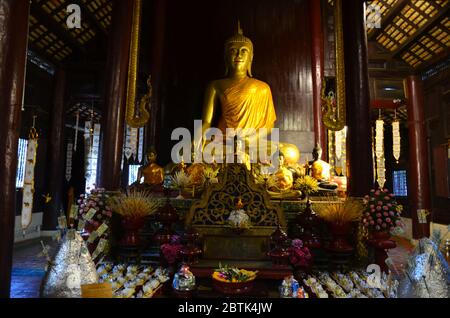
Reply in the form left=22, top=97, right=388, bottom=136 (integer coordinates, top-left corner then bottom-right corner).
left=225, top=43, right=253, bottom=75
left=148, top=152, right=157, bottom=163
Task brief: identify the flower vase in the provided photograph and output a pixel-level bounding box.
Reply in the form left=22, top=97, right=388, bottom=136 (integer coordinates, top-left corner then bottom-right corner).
left=328, top=222, right=354, bottom=253
left=368, top=231, right=396, bottom=273
left=120, top=217, right=145, bottom=248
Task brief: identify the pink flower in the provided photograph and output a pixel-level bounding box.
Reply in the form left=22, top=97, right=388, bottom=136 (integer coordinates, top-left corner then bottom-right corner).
left=382, top=223, right=387, bottom=228
left=386, top=218, right=391, bottom=223
left=383, top=206, right=388, bottom=211
left=375, top=191, right=380, bottom=196
left=389, top=211, right=395, bottom=216
left=376, top=213, right=382, bottom=218
left=390, top=194, right=395, bottom=197
left=384, top=189, right=389, bottom=193
left=387, top=203, right=392, bottom=207
left=371, top=208, right=376, bottom=213
left=370, top=221, right=375, bottom=225
left=396, top=220, right=402, bottom=226
left=370, top=205, right=375, bottom=209
left=383, top=212, right=389, bottom=217
left=377, top=219, right=383, bottom=224
left=384, top=196, right=390, bottom=201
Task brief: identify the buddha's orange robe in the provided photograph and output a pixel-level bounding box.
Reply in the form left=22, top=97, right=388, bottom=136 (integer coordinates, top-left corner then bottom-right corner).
left=217, top=77, right=277, bottom=133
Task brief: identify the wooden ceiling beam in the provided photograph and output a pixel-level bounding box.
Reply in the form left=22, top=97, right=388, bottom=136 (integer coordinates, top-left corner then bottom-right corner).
left=368, top=0, right=410, bottom=41
left=72, top=0, right=108, bottom=37
left=391, top=1, right=450, bottom=59
left=30, top=1, right=86, bottom=55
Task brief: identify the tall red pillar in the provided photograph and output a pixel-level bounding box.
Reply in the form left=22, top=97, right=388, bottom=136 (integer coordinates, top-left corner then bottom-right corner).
left=42, top=69, right=66, bottom=231
left=99, top=0, right=134, bottom=190
left=342, top=0, right=374, bottom=197
left=310, top=0, right=327, bottom=158
left=405, top=75, right=431, bottom=238
left=0, top=0, right=30, bottom=298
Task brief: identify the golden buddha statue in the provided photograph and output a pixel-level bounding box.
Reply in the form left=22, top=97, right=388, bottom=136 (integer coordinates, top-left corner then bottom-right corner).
left=137, top=150, right=164, bottom=185
left=200, top=22, right=276, bottom=143
left=268, top=154, right=302, bottom=199
left=309, top=143, right=338, bottom=190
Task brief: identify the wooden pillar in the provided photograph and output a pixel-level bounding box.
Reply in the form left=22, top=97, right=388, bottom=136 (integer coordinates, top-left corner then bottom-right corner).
left=42, top=69, right=66, bottom=230
left=0, top=0, right=30, bottom=298
left=343, top=0, right=374, bottom=197
left=147, top=0, right=167, bottom=154
left=310, top=0, right=327, bottom=158
left=405, top=75, right=431, bottom=238
left=99, top=0, right=134, bottom=190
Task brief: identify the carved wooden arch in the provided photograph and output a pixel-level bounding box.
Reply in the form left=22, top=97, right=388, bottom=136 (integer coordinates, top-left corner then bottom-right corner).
left=185, top=163, right=286, bottom=228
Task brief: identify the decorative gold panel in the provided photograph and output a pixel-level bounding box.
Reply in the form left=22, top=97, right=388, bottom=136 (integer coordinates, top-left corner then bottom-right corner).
left=185, top=164, right=286, bottom=228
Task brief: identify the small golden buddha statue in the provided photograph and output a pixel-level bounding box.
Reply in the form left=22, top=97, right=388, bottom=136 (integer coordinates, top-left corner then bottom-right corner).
left=137, top=150, right=164, bottom=185
left=268, top=154, right=302, bottom=199
left=272, top=155, right=294, bottom=191
left=309, top=143, right=338, bottom=190
left=200, top=22, right=276, bottom=144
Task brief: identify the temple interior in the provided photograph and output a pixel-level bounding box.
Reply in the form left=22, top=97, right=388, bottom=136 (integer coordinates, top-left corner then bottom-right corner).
left=0, top=0, right=449, bottom=300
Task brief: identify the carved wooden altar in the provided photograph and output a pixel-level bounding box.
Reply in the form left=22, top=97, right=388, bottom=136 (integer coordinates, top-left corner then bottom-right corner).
left=185, top=163, right=292, bottom=278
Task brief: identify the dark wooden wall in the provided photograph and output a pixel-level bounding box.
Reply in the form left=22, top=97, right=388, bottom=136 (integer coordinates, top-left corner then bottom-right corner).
left=151, top=0, right=314, bottom=164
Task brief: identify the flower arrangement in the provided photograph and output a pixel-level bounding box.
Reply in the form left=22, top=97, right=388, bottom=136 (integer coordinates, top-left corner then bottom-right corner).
left=160, top=235, right=183, bottom=266
left=202, top=166, right=220, bottom=185
left=294, top=176, right=319, bottom=196
left=212, top=264, right=258, bottom=283
left=77, top=188, right=113, bottom=233
left=315, top=198, right=363, bottom=223
left=363, top=188, right=403, bottom=232
left=108, top=189, right=159, bottom=219
left=171, top=170, right=192, bottom=190
left=227, top=209, right=251, bottom=230
left=287, top=239, right=313, bottom=268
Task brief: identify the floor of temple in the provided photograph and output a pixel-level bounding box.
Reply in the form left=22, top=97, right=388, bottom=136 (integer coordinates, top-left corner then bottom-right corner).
left=10, top=237, right=415, bottom=298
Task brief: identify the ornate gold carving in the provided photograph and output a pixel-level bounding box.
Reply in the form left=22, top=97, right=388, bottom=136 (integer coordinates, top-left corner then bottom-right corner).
left=125, top=0, right=151, bottom=128
left=322, top=0, right=346, bottom=131
left=185, top=164, right=286, bottom=228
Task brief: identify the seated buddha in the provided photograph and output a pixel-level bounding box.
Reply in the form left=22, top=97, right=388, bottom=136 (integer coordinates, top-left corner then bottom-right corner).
left=309, top=143, right=338, bottom=191
left=137, top=150, right=164, bottom=185
left=268, top=154, right=302, bottom=199
left=198, top=22, right=276, bottom=153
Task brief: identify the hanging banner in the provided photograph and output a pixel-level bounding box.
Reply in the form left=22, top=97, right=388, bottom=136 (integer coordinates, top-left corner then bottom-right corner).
left=21, top=128, right=39, bottom=231
left=138, top=127, right=144, bottom=163
left=124, top=125, right=138, bottom=160
left=66, top=142, right=73, bottom=182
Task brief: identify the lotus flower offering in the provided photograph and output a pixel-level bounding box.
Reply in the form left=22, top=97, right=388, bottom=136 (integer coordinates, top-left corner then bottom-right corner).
left=302, top=270, right=398, bottom=298
left=97, top=263, right=170, bottom=298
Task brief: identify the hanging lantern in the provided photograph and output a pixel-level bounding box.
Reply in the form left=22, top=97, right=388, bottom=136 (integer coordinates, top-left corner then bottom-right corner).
left=392, top=118, right=401, bottom=164
left=375, top=112, right=386, bottom=189
left=375, top=118, right=384, bottom=159
left=376, top=156, right=386, bottom=189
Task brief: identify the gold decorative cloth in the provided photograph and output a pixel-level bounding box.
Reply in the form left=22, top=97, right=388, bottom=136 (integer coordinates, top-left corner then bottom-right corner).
left=218, top=77, right=276, bottom=132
